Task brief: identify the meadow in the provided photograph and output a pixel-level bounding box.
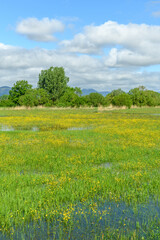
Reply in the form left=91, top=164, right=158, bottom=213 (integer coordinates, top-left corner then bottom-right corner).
left=0, top=107, right=159, bottom=239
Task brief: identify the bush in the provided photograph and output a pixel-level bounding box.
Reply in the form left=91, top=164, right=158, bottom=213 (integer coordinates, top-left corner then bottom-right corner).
left=19, top=89, right=51, bottom=107
left=9, top=80, right=32, bottom=105
left=85, top=93, right=105, bottom=107
left=0, top=99, right=16, bottom=107
left=112, top=93, right=133, bottom=108
left=55, top=87, right=83, bottom=107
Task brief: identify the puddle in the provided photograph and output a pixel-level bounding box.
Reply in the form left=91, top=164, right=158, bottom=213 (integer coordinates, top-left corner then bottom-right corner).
left=98, top=162, right=112, bottom=169
left=0, top=125, right=39, bottom=132
left=68, top=127, right=92, bottom=131
left=0, top=125, right=14, bottom=131
left=0, top=124, right=93, bottom=132
left=31, top=126, right=39, bottom=132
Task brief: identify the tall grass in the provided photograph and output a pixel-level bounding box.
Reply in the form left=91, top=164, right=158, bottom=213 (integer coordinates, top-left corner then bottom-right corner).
left=0, top=107, right=159, bottom=239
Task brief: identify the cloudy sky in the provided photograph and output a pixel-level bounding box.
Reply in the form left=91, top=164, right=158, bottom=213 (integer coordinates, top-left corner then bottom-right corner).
left=1, top=0, right=160, bottom=91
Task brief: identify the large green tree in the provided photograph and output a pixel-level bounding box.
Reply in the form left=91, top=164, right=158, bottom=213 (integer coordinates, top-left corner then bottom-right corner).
left=9, top=80, right=32, bottom=104
left=38, top=67, right=69, bottom=101
left=128, top=86, right=147, bottom=106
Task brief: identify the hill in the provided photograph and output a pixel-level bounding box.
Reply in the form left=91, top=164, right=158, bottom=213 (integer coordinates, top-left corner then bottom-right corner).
left=0, top=86, right=11, bottom=96
left=81, top=88, right=110, bottom=96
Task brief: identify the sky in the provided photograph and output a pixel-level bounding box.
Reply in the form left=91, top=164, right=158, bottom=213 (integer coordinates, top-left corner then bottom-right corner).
left=1, top=0, right=160, bottom=91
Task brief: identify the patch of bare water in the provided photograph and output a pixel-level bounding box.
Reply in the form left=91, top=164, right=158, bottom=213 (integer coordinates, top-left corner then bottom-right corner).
left=96, top=162, right=112, bottom=169
left=0, top=125, right=39, bottom=132
left=68, top=127, right=92, bottom=131
left=0, top=125, right=14, bottom=131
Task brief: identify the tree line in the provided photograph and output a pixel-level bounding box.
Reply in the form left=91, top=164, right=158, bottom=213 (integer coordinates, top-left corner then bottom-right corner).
left=0, top=66, right=160, bottom=108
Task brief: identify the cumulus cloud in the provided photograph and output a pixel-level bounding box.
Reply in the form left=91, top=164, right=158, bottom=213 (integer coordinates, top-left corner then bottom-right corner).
left=16, top=17, right=65, bottom=42
left=1, top=20, right=160, bottom=91
left=60, top=21, right=160, bottom=67
left=0, top=42, right=160, bottom=92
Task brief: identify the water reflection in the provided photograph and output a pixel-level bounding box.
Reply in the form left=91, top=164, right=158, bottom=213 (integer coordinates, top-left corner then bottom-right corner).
left=0, top=125, right=39, bottom=132
left=99, top=162, right=112, bottom=169
left=68, top=127, right=92, bottom=131
left=1, top=199, right=159, bottom=240
left=0, top=125, right=14, bottom=131
left=0, top=124, right=93, bottom=132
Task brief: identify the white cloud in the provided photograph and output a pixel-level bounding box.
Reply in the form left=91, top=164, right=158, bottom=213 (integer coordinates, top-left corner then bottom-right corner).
left=16, top=17, right=65, bottom=42
left=0, top=42, right=160, bottom=92
left=60, top=21, right=160, bottom=67
left=1, top=21, right=160, bottom=91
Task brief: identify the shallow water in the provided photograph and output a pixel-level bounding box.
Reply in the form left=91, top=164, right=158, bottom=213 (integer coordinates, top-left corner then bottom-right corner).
left=1, top=199, right=159, bottom=240
left=68, top=127, right=92, bottom=131
left=99, top=162, right=112, bottom=169
left=0, top=125, right=14, bottom=131
left=0, top=125, right=92, bottom=132
left=0, top=125, right=39, bottom=132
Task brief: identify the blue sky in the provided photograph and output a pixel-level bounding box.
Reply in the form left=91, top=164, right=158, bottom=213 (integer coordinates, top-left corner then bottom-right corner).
left=0, top=0, right=160, bottom=91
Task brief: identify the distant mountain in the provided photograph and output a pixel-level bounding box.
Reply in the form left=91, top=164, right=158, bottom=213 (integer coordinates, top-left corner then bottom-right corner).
left=99, top=91, right=110, bottom=96
left=82, top=88, right=110, bottom=96
left=0, top=86, right=110, bottom=97
left=81, top=88, right=97, bottom=96
left=0, top=86, right=11, bottom=96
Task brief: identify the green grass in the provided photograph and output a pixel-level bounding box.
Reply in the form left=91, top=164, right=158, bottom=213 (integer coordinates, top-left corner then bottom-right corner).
left=0, top=107, right=159, bottom=239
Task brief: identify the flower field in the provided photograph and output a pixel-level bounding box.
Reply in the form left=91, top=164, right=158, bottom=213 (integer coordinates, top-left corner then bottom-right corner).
left=0, top=107, right=159, bottom=239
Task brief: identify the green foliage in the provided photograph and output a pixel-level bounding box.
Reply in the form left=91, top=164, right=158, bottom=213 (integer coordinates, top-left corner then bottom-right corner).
left=84, top=92, right=105, bottom=107
left=55, top=87, right=83, bottom=107
left=105, top=88, right=125, bottom=105
left=74, top=87, right=82, bottom=96
left=1, top=70, right=160, bottom=108
left=38, top=66, right=69, bottom=101
left=144, top=90, right=160, bottom=106
left=128, top=86, right=147, bottom=106
left=9, top=80, right=32, bottom=105
left=0, top=94, right=16, bottom=107
left=129, top=86, right=160, bottom=107
left=0, top=94, right=9, bottom=100
left=112, top=93, right=133, bottom=108
left=19, top=88, right=51, bottom=107
left=0, top=98, right=16, bottom=107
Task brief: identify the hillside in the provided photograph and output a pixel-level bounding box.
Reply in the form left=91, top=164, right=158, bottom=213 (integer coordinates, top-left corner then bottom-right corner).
left=0, top=86, right=11, bottom=96
left=82, top=88, right=110, bottom=96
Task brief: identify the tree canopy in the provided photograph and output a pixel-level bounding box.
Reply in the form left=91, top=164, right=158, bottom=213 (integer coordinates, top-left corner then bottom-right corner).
left=9, top=80, right=32, bottom=105
left=19, top=88, right=50, bottom=107
left=1, top=67, right=160, bottom=108
left=38, top=67, right=69, bottom=101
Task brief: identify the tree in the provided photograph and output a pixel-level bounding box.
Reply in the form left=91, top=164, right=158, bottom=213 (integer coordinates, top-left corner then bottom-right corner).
left=19, top=88, right=51, bottom=107
left=105, top=88, right=125, bottom=105
left=85, top=93, right=105, bottom=107
left=144, top=90, right=160, bottom=106
left=0, top=95, right=9, bottom=100
left=38, top=67, right=69, bottom=101
left=55, top=87, right=83, bottom=107
left=112, top=93, right=132, bottom=108
left=128, top=86, right=147, bottom=106
left=9, top=80, right=32, bottom=105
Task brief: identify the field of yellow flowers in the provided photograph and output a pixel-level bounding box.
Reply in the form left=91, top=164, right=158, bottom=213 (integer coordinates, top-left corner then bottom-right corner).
left=0, top=107, right=159, bottom=239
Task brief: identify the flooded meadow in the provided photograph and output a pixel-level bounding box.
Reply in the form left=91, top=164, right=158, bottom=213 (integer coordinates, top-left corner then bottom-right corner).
left=0, top=107, right=159, bottom=239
